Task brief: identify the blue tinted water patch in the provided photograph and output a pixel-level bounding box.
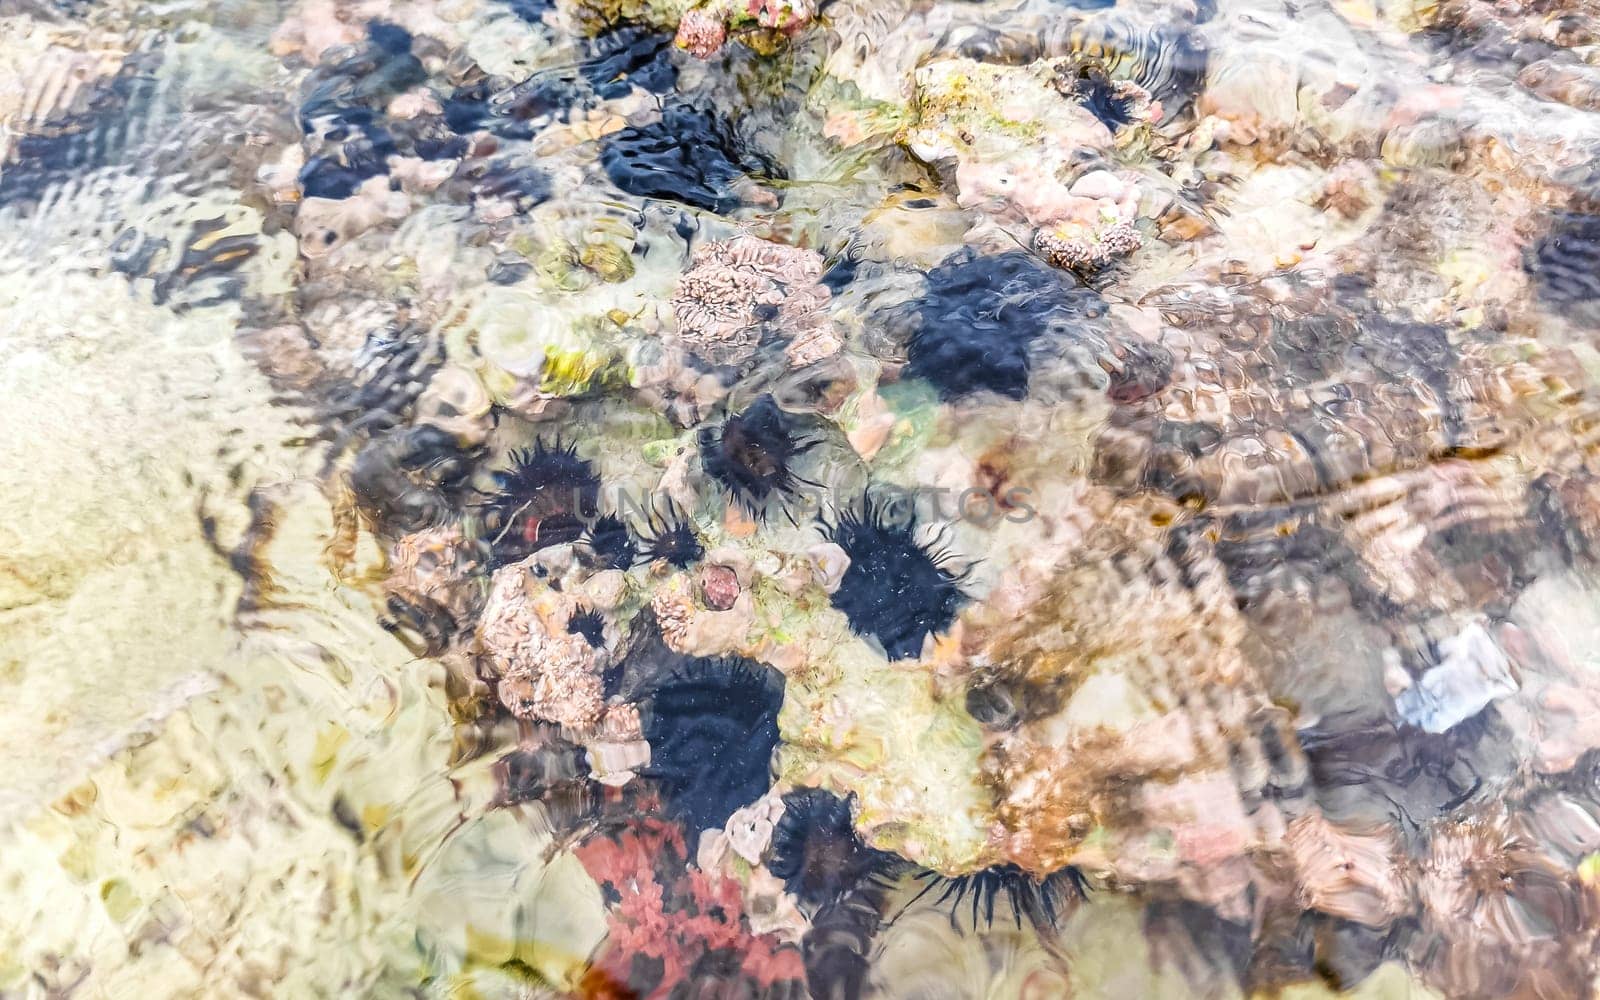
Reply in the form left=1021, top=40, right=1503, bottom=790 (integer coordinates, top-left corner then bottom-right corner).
left=582, top=27, right=679, bottom=98
left=298, top=25, right=426, bottom=133
left=820, top=255, right=860, bottom=292
left=470, top=162, right=553, bottom=213
left=444, top=74, right=575, bottom=140
left=1527, top=212, right=1600, bottom=308
left=295, top=23, right=434, bottom=200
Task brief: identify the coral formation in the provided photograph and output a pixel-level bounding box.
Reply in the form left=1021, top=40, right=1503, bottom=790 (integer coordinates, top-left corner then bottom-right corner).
left=574, top=809, right=806, bottom=998
left=477, top=560, right=611, bottom=727
left=669, top=234, right=836, bottom=368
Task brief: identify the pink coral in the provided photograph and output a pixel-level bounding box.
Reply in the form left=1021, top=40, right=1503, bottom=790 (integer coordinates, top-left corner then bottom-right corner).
left=674, top=0, right=814, bottom=58
left=745, top=0, right=813, bottom=32
left=575, top=810, right=805, bottom=998
left=670, top=235, right=836, bottom=368
left=674, top=8, right=726, bottom=58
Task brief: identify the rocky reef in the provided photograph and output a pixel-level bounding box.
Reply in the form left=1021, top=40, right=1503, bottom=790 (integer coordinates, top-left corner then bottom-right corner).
left=10, top=0, right=1600, bottom=996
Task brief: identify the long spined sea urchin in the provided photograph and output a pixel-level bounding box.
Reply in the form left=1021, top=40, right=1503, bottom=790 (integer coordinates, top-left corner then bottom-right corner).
left=820, top=493, right=971, bottom=661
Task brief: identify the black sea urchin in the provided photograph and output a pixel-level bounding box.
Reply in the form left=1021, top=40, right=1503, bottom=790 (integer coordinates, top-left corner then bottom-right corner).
left=637, top=657, right=786, bottom=832
left=638, top=506, right=705, bottom=568
left=699, top=395, right=817, bottom=519
left=820, top=494, right=970, bottom=661
left=900, top=250, right=1104, bottom=402
left=1527, top=211, right=1600, bottom=311
left=481, top=439, right=601, bottom=564
left=1062, top=65, right=1138, bottom=132
left=599, top=104, right=783, bottom=214
left=768, top=788, right=896, bottom=909
left=567, top=606, right=607, bottom=648
left=582, top=513, right=638, bottom=570
left=913, top=864, right=1089, bottom=931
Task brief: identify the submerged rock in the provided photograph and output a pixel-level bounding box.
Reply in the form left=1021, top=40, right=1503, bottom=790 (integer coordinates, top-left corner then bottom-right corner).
left=477, top=561, right=611, bottom=727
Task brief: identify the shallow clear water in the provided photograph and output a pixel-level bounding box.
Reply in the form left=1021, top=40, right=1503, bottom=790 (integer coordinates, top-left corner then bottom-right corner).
left=7, top=0, right=1600, bottom=997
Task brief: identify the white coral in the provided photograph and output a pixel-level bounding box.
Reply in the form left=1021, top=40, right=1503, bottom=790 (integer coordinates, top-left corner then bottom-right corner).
left=477, top=561, right=608, bottom=727
left=670, top=235, right=836, bottom=367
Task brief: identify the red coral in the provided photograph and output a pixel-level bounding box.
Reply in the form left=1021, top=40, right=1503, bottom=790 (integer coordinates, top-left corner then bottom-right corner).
left=573, top=811, right=805, bottom=999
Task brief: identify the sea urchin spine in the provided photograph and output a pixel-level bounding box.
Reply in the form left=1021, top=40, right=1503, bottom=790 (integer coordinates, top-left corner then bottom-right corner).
left=638, top=505, right=706, bottom=569
left=912, top=864, right=1089, bottom=932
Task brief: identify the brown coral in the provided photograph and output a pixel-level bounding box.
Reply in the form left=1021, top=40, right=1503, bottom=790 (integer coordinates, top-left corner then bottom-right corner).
left=669, top=235, right=836, bottom=368
left=970, top=498, right=1300, bottom=916
left=477, top=559, right=609, bottom=727
left=1285, top=812, right=1410, bottom=927
left=1034, top=220, right=1142, bottom=273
